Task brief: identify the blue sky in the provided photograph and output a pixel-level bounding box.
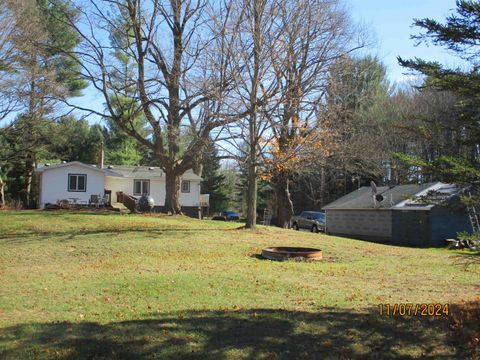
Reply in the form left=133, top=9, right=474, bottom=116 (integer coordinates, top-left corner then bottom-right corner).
left=345, top=0, right=463, bottom=83
left=71, top=0, right=464, bottom=124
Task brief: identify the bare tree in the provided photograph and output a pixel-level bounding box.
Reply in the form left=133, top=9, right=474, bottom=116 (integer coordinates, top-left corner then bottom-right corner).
left=215, top=0, right=280, bottom=228
left=262, top=0, right=363, bottom=227
left=61, top=0, right=236, bottom=213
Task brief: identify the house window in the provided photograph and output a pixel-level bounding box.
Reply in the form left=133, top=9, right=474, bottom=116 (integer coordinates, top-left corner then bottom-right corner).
left=68, top=174, right=86, bottom=192
left=134, top=179, right=150, bottom=196
left=181, top=180, right=190, bottom=193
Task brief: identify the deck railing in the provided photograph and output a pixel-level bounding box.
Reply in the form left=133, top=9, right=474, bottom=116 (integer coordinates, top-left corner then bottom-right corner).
left=116, top=191, right=137, bottom=213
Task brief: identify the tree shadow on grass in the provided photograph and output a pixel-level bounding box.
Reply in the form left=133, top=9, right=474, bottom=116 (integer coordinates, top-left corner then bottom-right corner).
left=451, top=250, right=480, bottom=269
left=0, top=210, right=119, bottom=217
left=0, top=226, right=242, bottom=243
left=0, top=308, right=466, bottom=360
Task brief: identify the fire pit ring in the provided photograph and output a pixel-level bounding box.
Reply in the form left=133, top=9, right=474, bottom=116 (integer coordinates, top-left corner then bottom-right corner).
left=261, top=247, right=323, bottom=261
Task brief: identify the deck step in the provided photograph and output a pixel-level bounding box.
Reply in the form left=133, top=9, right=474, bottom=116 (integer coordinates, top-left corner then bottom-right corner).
left=111, top=202, right=131, bottom=214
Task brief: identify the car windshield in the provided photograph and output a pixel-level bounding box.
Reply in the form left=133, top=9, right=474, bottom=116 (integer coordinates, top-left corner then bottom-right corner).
left=304, top=212, right=324, bottom=220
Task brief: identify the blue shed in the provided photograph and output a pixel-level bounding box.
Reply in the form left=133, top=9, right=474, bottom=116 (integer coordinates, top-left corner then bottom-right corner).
left=323, top=182, right=471, bottom=247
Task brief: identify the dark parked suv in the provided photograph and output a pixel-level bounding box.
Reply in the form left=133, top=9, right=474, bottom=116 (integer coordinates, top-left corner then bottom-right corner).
left=291, top=211, right=326, bottom=233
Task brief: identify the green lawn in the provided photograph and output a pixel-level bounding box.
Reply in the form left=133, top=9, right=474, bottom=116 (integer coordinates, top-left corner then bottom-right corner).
left=0, top=210, right=478, bottom=359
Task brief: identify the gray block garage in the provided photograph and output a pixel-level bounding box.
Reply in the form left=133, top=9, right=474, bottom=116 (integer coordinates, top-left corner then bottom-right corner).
left=323, top=182, right=471, bottom=247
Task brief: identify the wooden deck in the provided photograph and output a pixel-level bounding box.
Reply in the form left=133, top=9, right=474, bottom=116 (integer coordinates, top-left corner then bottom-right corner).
left=110, top=202, right=131, bottom=214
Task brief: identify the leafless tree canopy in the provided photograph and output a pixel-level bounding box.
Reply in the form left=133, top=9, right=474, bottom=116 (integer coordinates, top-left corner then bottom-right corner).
left=222, top=0, right=363, bottom=227
left=2, top=0, right=369, bottom=218
left=61, top=0, right=239, bottom=212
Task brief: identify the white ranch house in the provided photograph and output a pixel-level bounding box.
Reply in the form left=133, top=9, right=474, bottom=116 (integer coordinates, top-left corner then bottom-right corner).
left=35, top=161, right=206, bottom=215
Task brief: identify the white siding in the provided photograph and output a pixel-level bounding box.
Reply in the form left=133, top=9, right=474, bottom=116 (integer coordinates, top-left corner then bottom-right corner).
left=39, top=165, right=105, bottom=208
left=105, top=177, right=201, bottom=207
left=326, top=209, right=392, bottom=239
left=180, top=179, right=201, bottom=206
left=105, top=177, right=165, bottom=206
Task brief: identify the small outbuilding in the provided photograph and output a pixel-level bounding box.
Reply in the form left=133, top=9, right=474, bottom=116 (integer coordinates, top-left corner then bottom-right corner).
left=323, top=182, right=471, bottom=247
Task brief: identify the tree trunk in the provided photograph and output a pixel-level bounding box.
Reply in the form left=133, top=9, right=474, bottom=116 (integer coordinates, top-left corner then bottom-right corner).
left=320, top=164, right=326, bottom=207
left=30, top=171, right=40, bottom=208
left=22, top=155, right=35, bottom=209
left=0, top=173, right=4, bottom=208
left=164, top=168, right=182, bottom=214
left=274, top=174, right=294, bottom=228
left=245, top=160, right=257, bottom=229
left=244, top=0, right=263, bottom=229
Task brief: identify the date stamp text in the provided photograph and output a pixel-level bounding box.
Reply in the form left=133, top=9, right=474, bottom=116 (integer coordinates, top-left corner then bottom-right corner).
left=378, top=303, right=449, bottom=317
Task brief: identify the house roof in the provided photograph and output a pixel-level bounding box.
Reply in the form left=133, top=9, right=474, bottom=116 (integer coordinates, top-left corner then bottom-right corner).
left=105, top=165, right=164, bottom=178
left=35, top=162, right=202, bottom=180
left=322, top=182, right=459, bottom=210
left=105, top=166, right=202, bottom=180
left=35, top=161, right=110, bottom=174
left=393, top=182, right=462, bottom=210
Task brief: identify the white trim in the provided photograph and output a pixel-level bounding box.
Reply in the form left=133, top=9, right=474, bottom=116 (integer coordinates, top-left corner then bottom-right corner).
left=36, top=161, right=202, bottom=180
left=133, top=179, right=150, bottom=196
left=35, top=161, right=106, bottom=174
left=68, top=174, right=87, bottom=192
left=181, top=180, right=191, bottom=193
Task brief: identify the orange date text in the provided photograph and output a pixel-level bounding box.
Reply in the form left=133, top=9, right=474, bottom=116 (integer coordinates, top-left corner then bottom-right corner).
left=378, top=303, right=449, bottom=317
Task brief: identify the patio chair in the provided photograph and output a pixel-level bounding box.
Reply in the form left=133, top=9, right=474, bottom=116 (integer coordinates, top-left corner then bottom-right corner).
left=89, top=194, right=100, bottom=208
left=101, top=194, right=109, bottom=207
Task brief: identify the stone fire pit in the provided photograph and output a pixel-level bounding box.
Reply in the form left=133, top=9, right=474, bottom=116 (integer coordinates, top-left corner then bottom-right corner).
left=261, top=247, right=323, bottom=261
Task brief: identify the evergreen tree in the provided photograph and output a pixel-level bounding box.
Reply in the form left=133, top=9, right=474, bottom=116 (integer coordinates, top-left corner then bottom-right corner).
left=3, top=0, right=87, bottom=207
left=200, top=140, right=229, bottom=213
left=48, top=117, right=93, bottom=163
left=325, top=55, right=393, bottom=180
left=104, top=118, right=146, bottom=166
left=0, top=131, right=8, bottom=207
left=398, top=0, right=480, bottom=189
left=103, top=5, right=149, bottom=166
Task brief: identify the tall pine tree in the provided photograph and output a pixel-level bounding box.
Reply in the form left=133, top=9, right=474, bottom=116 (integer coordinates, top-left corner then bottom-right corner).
left=200, top=139, right=229, bottom=214
left=3, top=0, right=87, bottom=207
left=398, top=0, right=480, bottom=189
